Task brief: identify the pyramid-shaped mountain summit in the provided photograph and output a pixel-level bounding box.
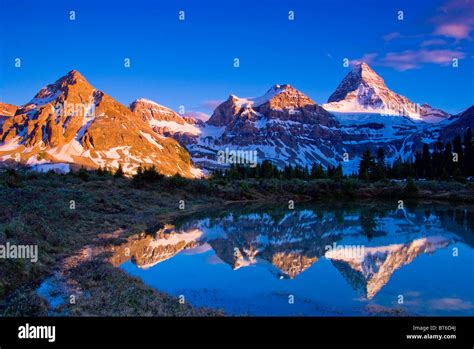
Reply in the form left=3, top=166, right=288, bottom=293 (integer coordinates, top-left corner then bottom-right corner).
left=0, top=70, right=200, bottom=177
left=323, top=62, right=448, bottom=122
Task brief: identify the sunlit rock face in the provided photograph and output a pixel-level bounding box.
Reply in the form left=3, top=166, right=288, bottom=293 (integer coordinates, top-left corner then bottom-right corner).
left=129, top=98, right=203, bottom=145
left=0, top=71, right=197, bottom=177
left=0, top=102, right=18, bottom=118
left=324, top=62, right=449, bottom=122
left=189, top=84, right=345, bottom=169
left=2, top=63, right=466, bottom=176
left=186, top=62, right=455, bottom=174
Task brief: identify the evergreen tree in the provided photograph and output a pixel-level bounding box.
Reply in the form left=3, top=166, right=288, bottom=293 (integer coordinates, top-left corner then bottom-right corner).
left=452, top=135, right=463, bottom=174
left=422, top=143, right=431, bottom=179
left=464, top=128, right=473, bottom=176
left=431, top=140, right=443, bottom=178
left=373, top=147, right=387, bottom=180
left=334, top=163, right=343, bottom=180
left=358, top=149, right=375, bottom=180
left=310, top=163, right=325, bottom=179
left=77, top=167, right=89, bottom=181
left=261, top=160, right=275, bottom=179
left=414, top=152, right=423, bottom=179
left=284, top=165, right=292, bottom=180
left=318, top=164, right=326, bottom=178
left=303, top=165, right=310, bottom=180
left=389, top=157, right=403, bottom=179
left=443, top=142, right=453, bottom=177
left=114, top=164, right=124, bottom=178
left=327, top=165, right=335, bottom=178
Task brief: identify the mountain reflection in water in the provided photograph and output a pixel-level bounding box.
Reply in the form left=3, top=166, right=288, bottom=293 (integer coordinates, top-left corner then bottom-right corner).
left=114, top=202, right=474, bottom=316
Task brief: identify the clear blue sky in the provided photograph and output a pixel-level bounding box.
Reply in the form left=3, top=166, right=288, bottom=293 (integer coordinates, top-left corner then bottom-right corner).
left=0, top=0, right=472, bottom=115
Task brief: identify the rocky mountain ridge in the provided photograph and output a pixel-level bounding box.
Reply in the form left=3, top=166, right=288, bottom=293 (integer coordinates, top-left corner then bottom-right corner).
left=0, top=64, right=469, bottom=175
left=0, top=71, right=200, bottom=177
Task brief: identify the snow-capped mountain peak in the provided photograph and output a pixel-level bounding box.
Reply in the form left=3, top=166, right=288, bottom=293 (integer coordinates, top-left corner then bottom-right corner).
left=0, top=71, right=200, bottom=177
left=188, top=84, right=343, bottom=169
left=130, top=97, right=202, bottom=137
left=354, top=62, right=384, bottom=82
left=130, top=98, right=183, bottom=123
left=323, top=62, right=449, bottom=123
left=207, top=84, right=334, bottom=127
left=325, top=62, right=386, bottom=105
left=226, top=84, right=292, bottom=109
left=133, top=98, right=168, bottom=109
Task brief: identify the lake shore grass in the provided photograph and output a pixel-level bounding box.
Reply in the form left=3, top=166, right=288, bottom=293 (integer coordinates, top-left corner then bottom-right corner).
left=1, top=169, right=473, bottom=316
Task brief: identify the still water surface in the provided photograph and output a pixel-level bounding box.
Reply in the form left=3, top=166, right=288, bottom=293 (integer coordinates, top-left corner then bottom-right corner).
left=117, top=201, right=474, bottom=316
